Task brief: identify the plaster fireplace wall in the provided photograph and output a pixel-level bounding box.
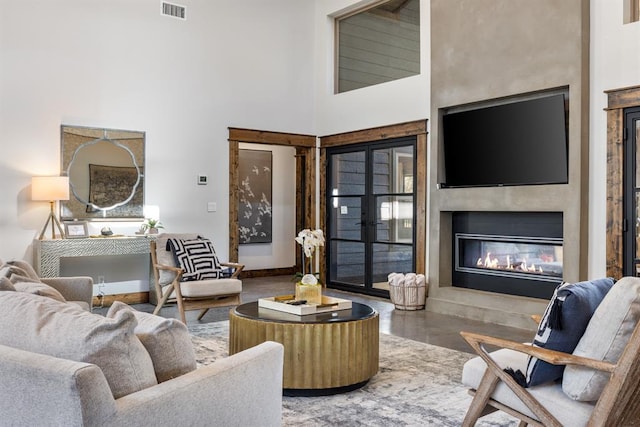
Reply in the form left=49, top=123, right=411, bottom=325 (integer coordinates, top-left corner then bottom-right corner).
left=428, top=0, right=590, bottom=330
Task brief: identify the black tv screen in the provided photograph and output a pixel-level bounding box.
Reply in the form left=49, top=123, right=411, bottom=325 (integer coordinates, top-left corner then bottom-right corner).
left=441, top=93, right=568, bottom=188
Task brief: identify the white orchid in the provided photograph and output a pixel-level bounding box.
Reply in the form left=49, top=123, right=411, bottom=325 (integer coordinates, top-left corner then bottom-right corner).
left=294, top=228, right=325, bottom=277
left=295, top=228, right=325, bottom=258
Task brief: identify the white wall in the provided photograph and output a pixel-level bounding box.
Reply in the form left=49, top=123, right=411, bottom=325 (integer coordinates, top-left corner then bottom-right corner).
left=589, top=0, right=640, bottom=277
left=1, top=0, right=637, bottom=283
left=238, top=143, right=296, bottom=270
left=0, top=0, right=315, bottom=264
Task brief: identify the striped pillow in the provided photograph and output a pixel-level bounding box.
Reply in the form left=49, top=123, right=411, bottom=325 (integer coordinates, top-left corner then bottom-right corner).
left=167, top=238, right=222, bottom=282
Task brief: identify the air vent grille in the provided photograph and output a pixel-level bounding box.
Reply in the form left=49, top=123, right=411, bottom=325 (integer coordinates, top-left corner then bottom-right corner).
left=161, top=1, right=186, bottom=20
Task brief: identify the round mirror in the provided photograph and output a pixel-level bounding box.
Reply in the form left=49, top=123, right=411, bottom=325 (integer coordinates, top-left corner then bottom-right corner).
left=60, top=126, right=145, bottom=220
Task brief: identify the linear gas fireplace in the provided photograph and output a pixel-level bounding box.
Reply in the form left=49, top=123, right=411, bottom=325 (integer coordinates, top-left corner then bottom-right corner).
left=452, top=212, right=563, bottom=299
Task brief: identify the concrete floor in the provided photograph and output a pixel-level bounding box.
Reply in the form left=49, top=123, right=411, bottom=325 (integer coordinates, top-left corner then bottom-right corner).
left=101, top=275, right=536, bottom=354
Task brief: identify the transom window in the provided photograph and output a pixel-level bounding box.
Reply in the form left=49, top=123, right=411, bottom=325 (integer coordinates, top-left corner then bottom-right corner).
left=335, top=0, right=420, bottom=94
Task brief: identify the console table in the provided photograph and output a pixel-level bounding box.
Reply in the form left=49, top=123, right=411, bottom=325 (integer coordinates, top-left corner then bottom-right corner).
left=34, top=236, right=156, bottom=278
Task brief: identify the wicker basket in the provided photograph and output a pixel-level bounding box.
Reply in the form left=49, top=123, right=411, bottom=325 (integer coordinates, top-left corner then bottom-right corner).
left=388, top=272, right=428, bottom=310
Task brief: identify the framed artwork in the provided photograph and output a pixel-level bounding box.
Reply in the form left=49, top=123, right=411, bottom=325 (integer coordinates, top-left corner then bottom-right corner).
left=64, top=221, right=89, bottom=239
left=238, top=149, right=272, bottom=244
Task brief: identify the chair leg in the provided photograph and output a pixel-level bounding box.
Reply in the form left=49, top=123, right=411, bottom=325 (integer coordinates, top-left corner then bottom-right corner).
left=172, top=282, right=187, bottom=324
left=197, top=308, right=209, bottom=320
left=462, top=369, right=500, bottom=427
left=152, top=284, right=174, bottom=316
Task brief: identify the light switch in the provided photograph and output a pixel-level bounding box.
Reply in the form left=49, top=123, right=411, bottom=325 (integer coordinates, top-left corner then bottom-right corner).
left=207, top=202, right=217, bottom=212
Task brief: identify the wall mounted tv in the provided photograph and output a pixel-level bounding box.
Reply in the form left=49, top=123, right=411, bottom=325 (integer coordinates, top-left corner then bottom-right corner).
left=440, top=93, right=568, bottom=188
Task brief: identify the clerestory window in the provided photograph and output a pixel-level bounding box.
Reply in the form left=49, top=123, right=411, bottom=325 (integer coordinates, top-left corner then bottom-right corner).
left=335, top=0, right=420, bottom=94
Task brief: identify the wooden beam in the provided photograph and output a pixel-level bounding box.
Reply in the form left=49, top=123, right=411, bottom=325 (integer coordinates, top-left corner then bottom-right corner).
left=320, top=120, right=427, bottom=148
left=228, top=128, right=316, bottom=147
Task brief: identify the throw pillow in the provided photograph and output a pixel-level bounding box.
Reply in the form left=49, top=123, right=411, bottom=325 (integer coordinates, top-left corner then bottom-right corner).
left=107, top=302, right=197, bottom=382
left=167, top=238, right=222, bottom=281
left=525, top=277, right=615, bottom=386
left=154, top=233, right=200, bottom=286
left=0, top=277, right=16, bottom=291
left=9, top=274, right=66, bottom=302
left=563, top=276, right=640, bottom=401
left=0, top=292, right=157, bottom=399
left=6, top=260, right=40, bottom=280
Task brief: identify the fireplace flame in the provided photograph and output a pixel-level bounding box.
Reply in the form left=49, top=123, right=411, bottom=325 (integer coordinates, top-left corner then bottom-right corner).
left=477, top=253, right=545, bottom=274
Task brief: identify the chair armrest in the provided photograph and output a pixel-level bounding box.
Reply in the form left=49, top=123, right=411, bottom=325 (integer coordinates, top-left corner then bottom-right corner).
left=221, top=262, right=244, bottom=278
left=460, top=331, right=615, bottom=373
left=105, top=341, right=284, bottom=426
left=0, top=344, right=116, bottom=425
left=40, top=276, right=93, bottom=305
left=154, top=263, right=183, bottom=274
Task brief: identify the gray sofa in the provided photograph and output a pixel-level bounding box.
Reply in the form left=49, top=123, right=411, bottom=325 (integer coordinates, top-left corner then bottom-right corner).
left=0, top=260, right=284, bottom=426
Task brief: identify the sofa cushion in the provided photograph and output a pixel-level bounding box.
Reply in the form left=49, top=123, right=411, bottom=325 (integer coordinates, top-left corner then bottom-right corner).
left=526, top=278, right=614, bottom=386
left=10, top=275, right=66, bottom=302
left=0, top=292, right=157, bottom=399
left=167, top=238, right=222, bottom=281
left=107, top=302, right=197, bottom=382
left=563, top=277, right=640, bottom=401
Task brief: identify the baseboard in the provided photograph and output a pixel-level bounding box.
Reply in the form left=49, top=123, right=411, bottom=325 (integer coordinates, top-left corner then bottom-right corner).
left=241, top=267, right=296, bottom=278
left=93, top=292, right=149, bottom=307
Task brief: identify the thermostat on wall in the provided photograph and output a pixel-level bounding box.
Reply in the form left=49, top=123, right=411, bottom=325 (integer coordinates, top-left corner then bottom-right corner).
left=198, top=174, right=208, bottom=185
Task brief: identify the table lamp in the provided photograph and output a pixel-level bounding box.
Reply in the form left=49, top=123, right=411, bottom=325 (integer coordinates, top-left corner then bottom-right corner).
left=32, top=176, right=70, bottom=240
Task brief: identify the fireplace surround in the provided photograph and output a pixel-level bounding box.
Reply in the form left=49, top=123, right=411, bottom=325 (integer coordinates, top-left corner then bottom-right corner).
left=452, top=212, right=563, bottom=300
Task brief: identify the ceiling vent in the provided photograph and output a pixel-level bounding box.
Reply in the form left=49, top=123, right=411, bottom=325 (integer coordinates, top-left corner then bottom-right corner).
left=161, top=1, right=186, bottom=20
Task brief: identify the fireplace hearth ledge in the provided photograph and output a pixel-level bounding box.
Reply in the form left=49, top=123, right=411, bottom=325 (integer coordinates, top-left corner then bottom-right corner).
left=424, top=288, right=547, bottom=331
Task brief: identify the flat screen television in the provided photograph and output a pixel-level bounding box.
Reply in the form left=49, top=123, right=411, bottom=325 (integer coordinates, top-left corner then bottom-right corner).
left=440, top=93, right=568, bottom=188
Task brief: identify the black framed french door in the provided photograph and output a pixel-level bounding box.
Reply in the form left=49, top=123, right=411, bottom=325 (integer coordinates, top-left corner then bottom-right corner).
left=623, top=107, right=640, bottom=276
left=326, top=137, right=416, bottom=297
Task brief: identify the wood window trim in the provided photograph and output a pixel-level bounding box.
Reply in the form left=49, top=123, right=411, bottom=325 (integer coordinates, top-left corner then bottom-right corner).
left=228, top=128, right=316, bottom=274
left=319, top=120, right=428, bottom=276
left=605, top=85, right=640, bottom=278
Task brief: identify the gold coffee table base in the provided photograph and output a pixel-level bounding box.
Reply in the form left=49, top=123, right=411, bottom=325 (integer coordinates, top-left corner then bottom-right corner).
left=229, top=303, right=379, bottom=391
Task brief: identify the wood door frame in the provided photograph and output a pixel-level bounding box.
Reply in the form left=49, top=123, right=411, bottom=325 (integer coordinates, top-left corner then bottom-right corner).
left=606, top=85, right=640, bottom=278
left=319, top=120, right=429, bottom=281
left=228, top=128, right=317, bottom=277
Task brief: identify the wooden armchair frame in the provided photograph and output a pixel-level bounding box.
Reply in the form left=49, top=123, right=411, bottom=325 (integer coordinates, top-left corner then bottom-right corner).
left=460, top=320, right=640, bottom=426
left=150, top=240, right=244, bottom=324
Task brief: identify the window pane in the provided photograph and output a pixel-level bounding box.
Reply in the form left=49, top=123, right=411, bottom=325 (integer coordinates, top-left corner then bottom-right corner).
left=330, top=151, right=366, bottom=195
left=373, top=145, right=414, bottom=194
left=376, top=195, right=413, bottom=243
left=372, top=243, right=412, bottom=283
left=331, top=240, right=365, bottom=287
left=329, top=196, right=362, bottom=240
left=336, top=0, right=420, bottom=93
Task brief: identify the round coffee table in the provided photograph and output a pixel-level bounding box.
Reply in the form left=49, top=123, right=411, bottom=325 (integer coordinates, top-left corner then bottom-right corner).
left=229, top=301, right=379, bottom=395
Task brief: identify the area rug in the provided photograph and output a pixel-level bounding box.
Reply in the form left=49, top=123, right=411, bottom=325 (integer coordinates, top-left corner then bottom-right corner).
left=189, top=322, right=518, bottom=426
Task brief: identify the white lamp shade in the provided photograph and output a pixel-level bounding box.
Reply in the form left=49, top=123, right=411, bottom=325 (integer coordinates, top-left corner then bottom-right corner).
left=31, top=176, right=70, bottom=201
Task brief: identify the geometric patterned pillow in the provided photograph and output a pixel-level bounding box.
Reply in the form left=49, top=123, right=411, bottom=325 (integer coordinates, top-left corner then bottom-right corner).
left=167, top=238, right=222, bottom=282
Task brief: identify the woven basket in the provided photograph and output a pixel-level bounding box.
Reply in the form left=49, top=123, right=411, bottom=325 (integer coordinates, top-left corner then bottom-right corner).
left=388, top=272, right=428, bottom=310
